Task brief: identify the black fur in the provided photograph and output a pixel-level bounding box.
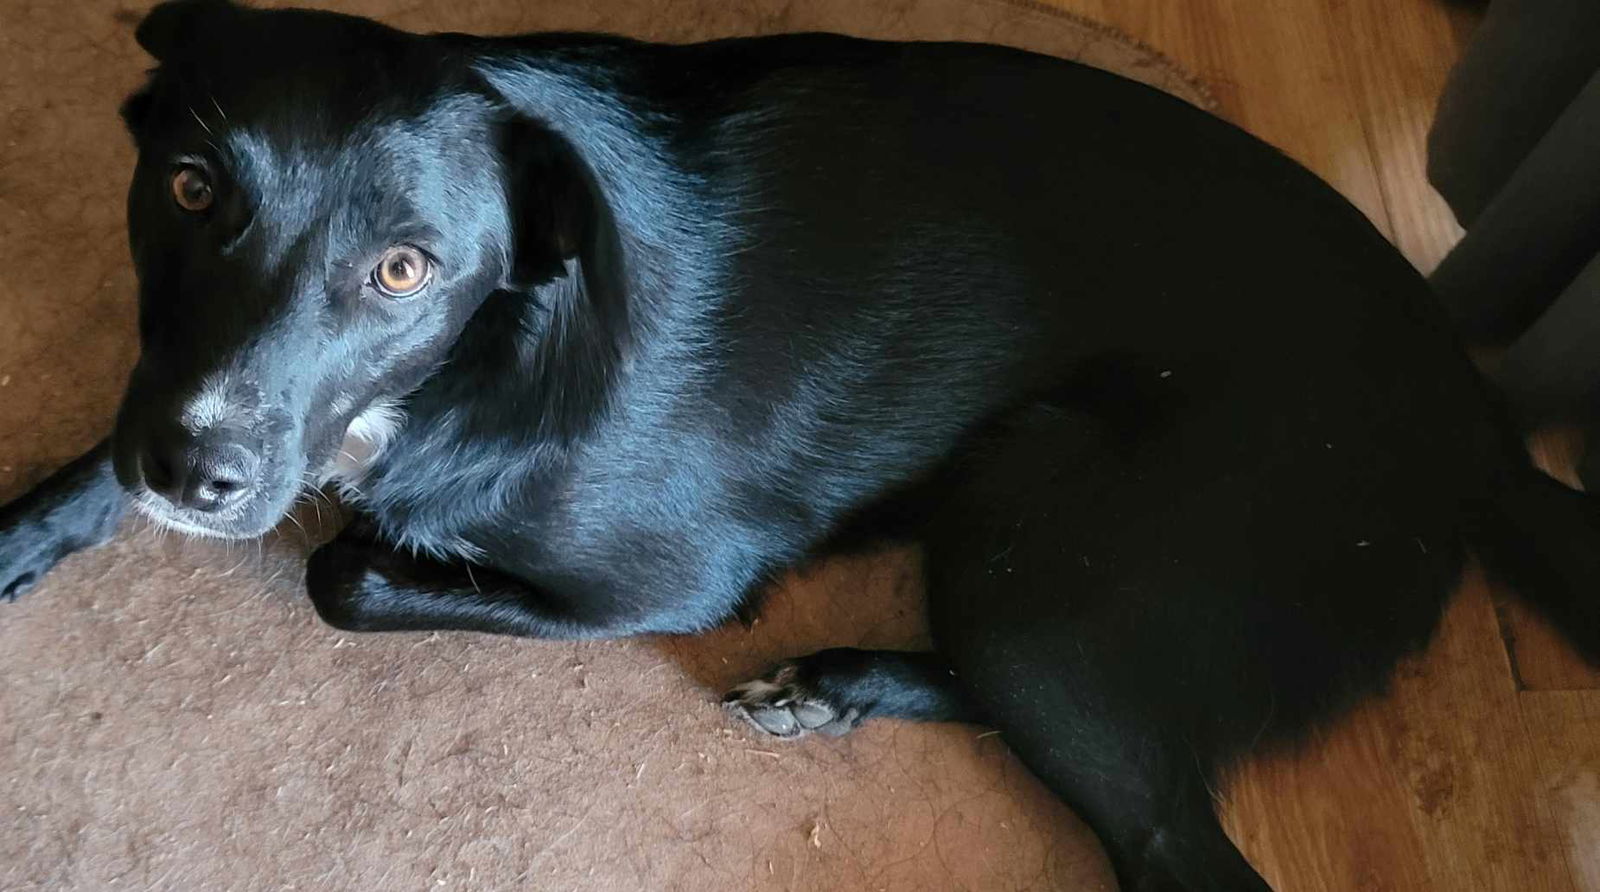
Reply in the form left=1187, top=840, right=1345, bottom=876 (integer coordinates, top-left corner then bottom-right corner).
left=2, top=3, right=1597, bottom=889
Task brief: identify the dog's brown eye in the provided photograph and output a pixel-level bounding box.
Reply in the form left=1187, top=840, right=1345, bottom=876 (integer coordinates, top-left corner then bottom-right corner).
left=171, top=166, right=213, bottom=212
left=372, top=245, right=431, bottom=298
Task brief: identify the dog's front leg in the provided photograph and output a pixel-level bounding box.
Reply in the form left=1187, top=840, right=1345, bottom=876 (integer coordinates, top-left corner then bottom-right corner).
left=0, top=440, right=127, bottom=601
left=305, top=521, right=612, bottom=639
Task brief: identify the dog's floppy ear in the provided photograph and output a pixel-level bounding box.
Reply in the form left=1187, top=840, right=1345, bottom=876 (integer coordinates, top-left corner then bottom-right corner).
left=499, top=119, right=603, bottom=290
left=122, top=0, right=239, bottom=133
left=498, top=117, right=631, bottom=442
left=134, top=0, right=236, bottom=62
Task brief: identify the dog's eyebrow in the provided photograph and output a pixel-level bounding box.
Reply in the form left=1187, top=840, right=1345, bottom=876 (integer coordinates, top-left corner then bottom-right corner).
left=357, top=221, right=444, bottom=255
left=328, top=221, right=445, bottom=274
left=390, top=223, right=444, bottom=245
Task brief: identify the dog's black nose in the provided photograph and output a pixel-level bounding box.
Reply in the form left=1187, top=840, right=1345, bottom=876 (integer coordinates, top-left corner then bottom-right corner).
left=141, top=434, right=261, bottom=513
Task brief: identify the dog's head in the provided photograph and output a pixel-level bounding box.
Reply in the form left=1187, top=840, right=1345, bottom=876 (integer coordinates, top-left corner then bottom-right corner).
left=112, top=0, right=617, bottom=537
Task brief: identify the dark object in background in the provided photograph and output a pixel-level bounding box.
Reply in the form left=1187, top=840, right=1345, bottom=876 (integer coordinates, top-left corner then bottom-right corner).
left=1428, top=0, right=1600, bottom=484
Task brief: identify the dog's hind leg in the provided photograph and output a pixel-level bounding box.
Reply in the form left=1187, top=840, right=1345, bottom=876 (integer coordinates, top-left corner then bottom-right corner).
left=723, top=648, right=977, bottom=738
left=720, top=649, right=1269, bottom=890
left=918, top=476, right=1280, bottom=890
left=909, top=363, right=1474, bottom=890
left=723, top=654, right=1270, bottom=889
left=999, top=720, right=1272, bottom=892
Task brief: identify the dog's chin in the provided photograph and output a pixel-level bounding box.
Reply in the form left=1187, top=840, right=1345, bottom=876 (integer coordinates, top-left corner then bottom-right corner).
left=126, top=489, right=291, bottom=541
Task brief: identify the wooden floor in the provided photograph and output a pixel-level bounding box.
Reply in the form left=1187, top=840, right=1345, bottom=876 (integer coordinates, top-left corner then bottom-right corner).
left=1031, top=1, right=1600, bottom=889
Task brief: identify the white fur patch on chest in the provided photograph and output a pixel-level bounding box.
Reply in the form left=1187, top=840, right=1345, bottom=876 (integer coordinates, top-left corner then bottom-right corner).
left=326, top=399, right=406, bottom=488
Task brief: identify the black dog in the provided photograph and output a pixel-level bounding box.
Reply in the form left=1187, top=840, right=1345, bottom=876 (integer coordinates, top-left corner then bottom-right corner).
left=3, top=2, right=1597, bottom=889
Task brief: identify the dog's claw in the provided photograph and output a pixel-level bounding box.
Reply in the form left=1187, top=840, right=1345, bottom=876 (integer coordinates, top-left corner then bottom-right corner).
left=723, top=661, right=860, bottom=739
left=0, top=534, right=59, bottom=604
left=2, top=570, right=39, bottom=602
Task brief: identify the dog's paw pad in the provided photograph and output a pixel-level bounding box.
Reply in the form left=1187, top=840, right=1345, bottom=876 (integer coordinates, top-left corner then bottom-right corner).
left=723, top=662, right=859, bottom=739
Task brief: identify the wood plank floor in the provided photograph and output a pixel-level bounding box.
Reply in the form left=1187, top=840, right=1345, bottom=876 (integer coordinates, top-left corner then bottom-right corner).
left=1031, top=1, right=1600, bottom=889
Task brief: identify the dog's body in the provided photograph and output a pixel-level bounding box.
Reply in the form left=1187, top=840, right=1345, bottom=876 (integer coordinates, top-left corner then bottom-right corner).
left=2, top=3, right=1599, bottom=889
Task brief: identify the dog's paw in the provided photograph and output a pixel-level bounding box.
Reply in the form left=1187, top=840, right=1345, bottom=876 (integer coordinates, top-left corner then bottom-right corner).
left=0, top=527, right=62, bottom=603
left=723, top=660, right=861, bottom=739
left=304, top=536, right=390, bottom=631
left=0, top=444, right=125, bottom=603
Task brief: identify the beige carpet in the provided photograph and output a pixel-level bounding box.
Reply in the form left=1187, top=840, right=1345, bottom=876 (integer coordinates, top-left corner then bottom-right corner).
left=0, top=2, right=1208, bottom=889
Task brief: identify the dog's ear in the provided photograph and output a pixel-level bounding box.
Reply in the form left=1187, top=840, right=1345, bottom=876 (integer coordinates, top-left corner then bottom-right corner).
left=120, top=85, right=157, bottom=136
left=123, top=0, right=239, bottom=133
left=498, top=117, right=631, bottom=442
left=499, top=119, right=601, bottom=290
left=134, top=0, right=236, bottom=62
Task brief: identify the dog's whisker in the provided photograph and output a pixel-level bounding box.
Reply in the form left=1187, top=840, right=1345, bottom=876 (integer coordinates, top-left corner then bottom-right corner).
left=219, top=550, right=251, bottom=578
left=188, top=105, right=214, bottom=135
left=284, top=512, right=308, bottom=543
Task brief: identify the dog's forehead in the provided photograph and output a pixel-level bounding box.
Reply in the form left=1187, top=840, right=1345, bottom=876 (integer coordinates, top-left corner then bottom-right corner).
left=212, top=89, right=493, bottom=178
left=226, top=121, right=398, bottom=179
left=204, top=114, right=497, bottom=265
left=219, top=108, right=476, bottom=204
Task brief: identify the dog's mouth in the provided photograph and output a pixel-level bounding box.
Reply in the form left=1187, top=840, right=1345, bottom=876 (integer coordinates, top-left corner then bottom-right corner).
left=127, top=488, right=265, bottom=539
left=122, top=458, right=304, bottom=540
left=120, top=400, right=406, bottom=541
left=113, top=421, right=305, bottom=541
